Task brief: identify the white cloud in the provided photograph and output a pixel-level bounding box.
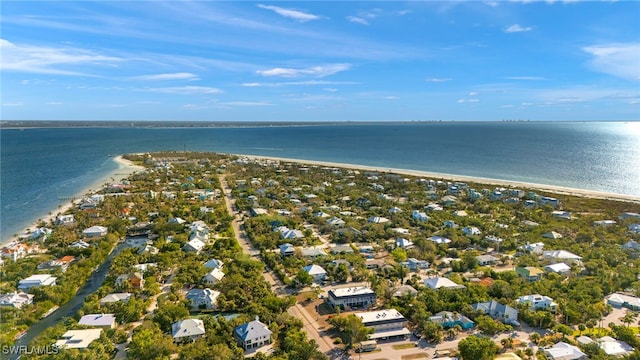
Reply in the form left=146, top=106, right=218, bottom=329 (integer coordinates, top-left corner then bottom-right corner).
left=384, top=96, right=399, bottom=100
left=397, top=10, right=412, bottom=16
left=458, top=98, right=480, bottom=103
left=132, top=73, right=200, bottom=81
left=504, top=24, right=533, bottom=33
left=468, top=92, right=479, bottom=96
left=427, top=78, right=452, bottom=82
left=257, top=4, right=320, bottom=22
left=256, top=64, right=351, bottom=78
left=457, top=99, right=466, bottom=103
left=347, top=16, right=369, bottom=25
left=242, top=80, right=358, bottom=87
left=583, top=43, right=640, bottom=81
left=144, top=86, right=222, bottom=95
left=0, top=38, right=123, bottom=76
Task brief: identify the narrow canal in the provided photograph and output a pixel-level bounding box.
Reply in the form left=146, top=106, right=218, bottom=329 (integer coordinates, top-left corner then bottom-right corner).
left=5, top=241, right=131, bottom=360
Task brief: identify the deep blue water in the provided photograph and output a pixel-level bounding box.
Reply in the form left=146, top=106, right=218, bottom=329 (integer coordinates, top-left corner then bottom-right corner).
left=2, top=122, right=640, bottom=242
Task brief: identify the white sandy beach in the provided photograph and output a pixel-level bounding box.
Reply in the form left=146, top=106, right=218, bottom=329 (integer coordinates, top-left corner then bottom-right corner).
left=3, top=156, right=145, bottom=246
left=234, top=154, right=640, bottom=204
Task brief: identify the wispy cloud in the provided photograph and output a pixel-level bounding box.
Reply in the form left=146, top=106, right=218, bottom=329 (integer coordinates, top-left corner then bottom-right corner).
left=384, top=96, right=399, bottom=100
left=143, top=86, right=222, bottom=95
left=242, top=80, right=358, bottom=87
left=257, top=4, right=320, bottom=22
left=427, top=78, right=452, bottom=82
left=504, top=24, right=533, bottom=33
left=457, top=98, right=480, bottom=103
left=347, top=16, right=369, bottom=25
left=132, top=72, right=200, bottom=81
left=583, top=43, right=640, bottom=81
left=256, top=64, right=351, bottom=78
left=0, top=38, right=123, bottom=76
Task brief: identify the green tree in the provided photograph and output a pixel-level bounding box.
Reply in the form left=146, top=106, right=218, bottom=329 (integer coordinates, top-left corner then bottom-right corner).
left=296, top=268, right=313, bottom=287
left=391, top=248, right=408, bottom=263
left=128, top=323, right=176, bottom=360
left=329, top=314, right=374, bottom=349
left=458, top=335, right=498, bottom=360
left=152, top=302, right=189, bottom=333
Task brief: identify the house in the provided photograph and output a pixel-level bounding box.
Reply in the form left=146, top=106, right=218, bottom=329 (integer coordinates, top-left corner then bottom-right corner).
left=476, top=255, right=499, bottom=266
left=99, top=293, right=132, bottom=306
left=168, top=217, right=186, bottom=225
left=30, top=227, right=52, bottom=240
left=472, top=300, right=519, bottom=325
left=172, top=318, right=206, bottom=343
left=516, top=267, right=544, bottom=282
left=1, top=243, right=31, bottom=261
left=402, top=258, right=430, bottom=271
left=462, top=226, right=481, bottom=236
left=70, top=240, right=91, bottom=249
left=396, top=238, right=414, bottom=249
left=37, top=255, right=75, bottom=272
left=544, top=263, right=571, bottom=275
left=326, top=217, right=346, bottom=227
left=0, top=291, right=35, bottom=308
left=302, top=264, right=327, bottom=282
left=551, top=211, right=571, bottom=220
left=517, top=294, right=557, bottom=311
left=543, top=250, right=582, bottom=265
left=629, top=224, right=640, bottom=234
left=519, top=242, right=544, bottom=254
left=330, top=244, right=354, bottom=254
left=357, top=309, right=411, bottom=340
left=18, top=274, right=57, bottom=290
left=606, top=292, right=640, bottom=311
left=428, top=236, right=452, bottom=245
left=301, top=247, right=328, bottom=258
left=55, top=329, right=103, bottom=349
left=621, top=240, right=640, bottom=251
left=412, top=210, right=430, bottom=222
left=389, top=206, right=403, bottom=214
left=203, top=268, right=225, bottom=285
left=544, top=341, right=587, bottom=360
left=429, top=311, right=474, bottom=330
left=453, top=210, right=468, bottom=217
left=186, top=288, right=220, bottom=310
left=425, top=203, right=443, bottom=211
left=234, top=316, right=273, bottom=350
left=392, top=227, right=410, bottom=235
left=620, top=212, right=640, bottom=220
left=314, top=211, right=330, bottom=218
left=116, top=272, right=144, bottom=290
left=276, top=226, right=304, bottom=239
left=539, top=196, right=560, bottom=208
left=279, top=243, right=295, bottom=257
left=138, top=244, right=159, bottom=255
left=594, top=220, right=616, bottom=227
left=368, top=216, right=390, bottom=224
left=424, top=277, right=465, bottom=290
left=441, top=195, right=457, bottom=206
left=250, top=208, right=269, bottom=217
left=327, top=286, right=377, bottom=310
left=443, top=220, right=458, bottom=228
left=82, top=225, right=108, bottom=238
left=183, top=238, right=205, bottom=254
left=392, top=285, right=418, bottom=298
left=596, top=336, right=633, bottom=357
left=543, top=231, right=563, bottom=239
left=204, top=259, right=224, bottom=270
left=55, top=214, right=75, bottom=225
left=78, top=313, right=116, bottom=329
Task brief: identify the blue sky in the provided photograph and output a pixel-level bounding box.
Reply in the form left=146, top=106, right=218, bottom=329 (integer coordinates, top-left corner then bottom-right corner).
left=1, top=1, right=639, bottom=121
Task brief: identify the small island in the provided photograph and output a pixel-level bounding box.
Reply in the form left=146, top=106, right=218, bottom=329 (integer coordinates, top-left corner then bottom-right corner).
left=1, top=151, right=639, bottom=360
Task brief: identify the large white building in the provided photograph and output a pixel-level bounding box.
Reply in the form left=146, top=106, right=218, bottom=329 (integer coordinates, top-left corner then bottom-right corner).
left=517, top=294, right=557, bottom=311
left=327, top=286, right=377, bottom=310
left=18, top=274, right=57, bottom=290
left=357, top=309, right=411, bottom=340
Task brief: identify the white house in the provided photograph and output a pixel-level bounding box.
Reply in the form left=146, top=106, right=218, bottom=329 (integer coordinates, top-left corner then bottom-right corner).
left=543, top=250, right=582, bottom=265
left=18, top=274, right=57, bottom=290
left=462, top=226, right=481, bottom=236
left=279, top=243, right=295, bottom=256
left=203, top=268, right=225, bottom=285
left=428, top=236, right=452, bottom=245
left=472, top=300, right=519, bottom=325
left=186, top=288, right=220, bottom=310
left=78, top=313, right=117, bottom=329
left=172, top=318, right=206, bottom=343
left=551, top=211, right=572, bottom=220
left=396, top=238, right=414, bottom=249
left=327, top=286, right=377, bottom=310
left=276, top=226, right=304, bottom=239
left=543, top=231, right=563, bottom=239
left=357, top=309, right=411, bottom=340
left=55, top=329, right=103, bottom=349
left=424, top=277, right=465, bottom=290
left=55, top=214, right=75, bottom=226
left=628, top=224, right=640, bottom=234
left=622, top=240, right=640, bottom=251
left=99, top=293, right=132, bottom=306
left=204, top=259, right=224, bottom=270
left=234, top=316, right=272, bottom=350
left=326, top=217, right=346, bottom=227
left=402, top=258, right=430, bottom=271
left=594, top=220, right=616, bottom=227
left=596, top=336, right=633, bottom=357
left=606, top=292, right=640, bottom=311
left=544, top=263, right=571, bottom=275
left=183, top=238, right=206, bottom=254
left=517, top=294, right=557, bottom=311
left=82, top=226, right=108, bottom=238
left=412, top=210, right=430, bottom=222
left=389, top=206, right=403, bottom=214
left=368, top=216, right=390, bottom=224
left=476, top=255, right=499, bottom=266
left=70, top=240, right=90, bottom=249
left=302, top=264, right=327, bottom=282
left=520, top=242, right=544, bottom=254
left=544, top=342, right=587, bottom=360
left=0, top=291, right=35, bottom=308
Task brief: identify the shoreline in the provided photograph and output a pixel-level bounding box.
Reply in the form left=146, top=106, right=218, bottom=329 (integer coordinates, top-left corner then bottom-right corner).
left=233, top=154, right=640, bottom=204
left=2, top=156, right=145, bottom=247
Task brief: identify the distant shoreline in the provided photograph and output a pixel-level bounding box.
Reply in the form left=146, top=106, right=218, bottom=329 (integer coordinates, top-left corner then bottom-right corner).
left=233, top=153, right=640, bottom=204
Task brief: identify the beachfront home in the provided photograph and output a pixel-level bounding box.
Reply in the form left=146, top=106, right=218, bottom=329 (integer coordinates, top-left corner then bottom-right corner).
left=99, top=293, right=132, bottom=306
left=18, top=274, right=57, bottom=290
left=78, top=313, right=116, bottom=329
left=30, top=227, right=52, bottom=240
left=55, top=329, right=103, bottom=350
left=203, top=268, right=225, bottom=285
left=0, top=291, right=35, bottom=308
left=1, top=243, right=32, bottom=261
left=234, top=316, right=272, bottom=351
left=429, top=311, right=474, bottom=330
left=186, top=288, right=220, bottom=310
left=516, top=267, right=544, bottom=282
left=517, top=294, right=557, bottom=311
left=327, top=286, right=377, bottom=310
left=172, top=318, right=206, bottom=343
left=357, top=309, right=411, bottom=340
left=424, top=277, right=465, bottom=290
left=82, top=226, right=108, bottom=238
left=472, top=300, right=519, bottom=326
left=302, top=264, right=327, bottom=283
left=55, top=214, right=75, bottom=226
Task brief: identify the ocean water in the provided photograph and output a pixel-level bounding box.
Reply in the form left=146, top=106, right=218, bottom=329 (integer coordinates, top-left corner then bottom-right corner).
left=2, top=122, right=640, bottom=242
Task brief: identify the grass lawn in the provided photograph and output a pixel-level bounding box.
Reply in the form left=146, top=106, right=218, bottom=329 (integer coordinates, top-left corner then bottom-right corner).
left=572, top=328, right=610, bottom=337
left=392, top=343, right=418, bottom=350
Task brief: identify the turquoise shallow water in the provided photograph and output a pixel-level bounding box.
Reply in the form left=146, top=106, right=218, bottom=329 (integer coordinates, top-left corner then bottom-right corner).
left=2, top=122, right=640, bottom=241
